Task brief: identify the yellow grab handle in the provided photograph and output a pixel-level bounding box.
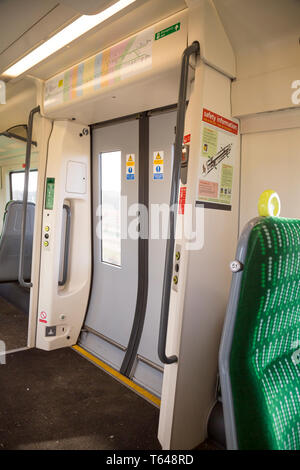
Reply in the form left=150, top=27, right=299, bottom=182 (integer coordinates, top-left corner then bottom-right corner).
left=258, top=190, right=281, bottom=217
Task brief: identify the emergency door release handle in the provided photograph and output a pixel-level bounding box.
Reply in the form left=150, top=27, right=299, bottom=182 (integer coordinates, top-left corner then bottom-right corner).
left=18, top=105, right=40, bottom=289
left=58, top=204, right=71, bottom=287
left=158, top=41, right=200, bottom=365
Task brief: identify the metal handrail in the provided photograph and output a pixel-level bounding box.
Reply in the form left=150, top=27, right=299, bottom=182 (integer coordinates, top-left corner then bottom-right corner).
left=58, top=204, right=71, bottom=286
left=158, top=41, right=200, bottom=365
left=18, top=106, right=40, bottom=289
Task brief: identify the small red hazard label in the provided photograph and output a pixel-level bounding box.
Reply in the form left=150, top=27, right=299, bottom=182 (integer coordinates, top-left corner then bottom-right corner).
left=183, top=134, right=191, bottom=144
left=179, top=187, right=187, bottom=215
left=39, top=311, right=48, bottom=324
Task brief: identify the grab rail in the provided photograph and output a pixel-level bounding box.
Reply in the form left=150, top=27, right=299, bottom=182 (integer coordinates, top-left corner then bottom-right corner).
left=18, top=106, right=40, bottom=289
left=58, top=204, right=71, bottom=286
left=158, top=42, right=200, bottom=365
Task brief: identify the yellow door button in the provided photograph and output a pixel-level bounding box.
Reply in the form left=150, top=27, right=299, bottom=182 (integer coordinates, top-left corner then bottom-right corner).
left=173, top=275, right=178, bottom=285
left=44, top=241, right=49, bottom=247
left=45, top=226, right=50, bottom=232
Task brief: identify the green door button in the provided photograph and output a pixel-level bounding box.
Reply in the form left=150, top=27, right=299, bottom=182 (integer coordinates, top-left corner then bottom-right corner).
left=45, top=178, right=55, bottom=210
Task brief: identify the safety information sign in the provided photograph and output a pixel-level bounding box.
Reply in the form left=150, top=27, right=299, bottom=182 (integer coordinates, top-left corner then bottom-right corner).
left=126, top=154, right=135, bottom=180
left=197, top=108, right=239, bottom=208
left=153, top=151, right=164, bottom=180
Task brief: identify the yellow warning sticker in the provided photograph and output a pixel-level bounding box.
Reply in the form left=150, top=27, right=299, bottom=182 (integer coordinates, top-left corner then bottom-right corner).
left=153, top=151, right=164, bottom=180
left=126, top=154, right=135, bottom=180
left=153, top=151, right=164, bottom=165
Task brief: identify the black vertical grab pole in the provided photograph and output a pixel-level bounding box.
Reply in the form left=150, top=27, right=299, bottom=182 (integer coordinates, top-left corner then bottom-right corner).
left=120, top=113, right=149, bottom=376
left=158, top=41, right=200, bottom=365
left=18, top=105, right=40, bottom=288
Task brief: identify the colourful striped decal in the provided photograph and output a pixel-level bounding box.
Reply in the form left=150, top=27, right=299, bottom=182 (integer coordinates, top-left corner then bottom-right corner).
left=44, top=27, right=153, bottom=109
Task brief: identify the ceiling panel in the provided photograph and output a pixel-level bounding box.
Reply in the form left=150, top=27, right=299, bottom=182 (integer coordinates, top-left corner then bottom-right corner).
left=10, top=0, right=187, bottom=81
left=0, top=0, right=60, bottom=54
left=59, top=0, right=116, bottom=15
left=0, top=1, right=80, bottom=76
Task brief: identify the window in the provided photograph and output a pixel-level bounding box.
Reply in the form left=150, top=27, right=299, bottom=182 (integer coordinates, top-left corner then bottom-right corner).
left=100, top=152, right=121, bottom=266
left=10, top=170, right=38, bottom=203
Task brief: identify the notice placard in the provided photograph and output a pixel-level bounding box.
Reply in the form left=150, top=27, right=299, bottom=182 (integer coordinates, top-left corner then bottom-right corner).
left=197, top=108, right=239, bottom=209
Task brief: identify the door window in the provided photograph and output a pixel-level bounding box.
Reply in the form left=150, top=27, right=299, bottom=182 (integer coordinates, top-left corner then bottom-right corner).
left=10, top=169, right=38, bottom=203
left=100, top=151, right=121, bottom=266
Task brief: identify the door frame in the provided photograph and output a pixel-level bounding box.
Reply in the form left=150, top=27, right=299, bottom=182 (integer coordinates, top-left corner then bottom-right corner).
left=27, top=116, right=54, bottom=348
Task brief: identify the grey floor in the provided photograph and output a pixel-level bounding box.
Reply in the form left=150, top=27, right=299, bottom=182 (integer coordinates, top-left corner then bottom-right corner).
left=0, top=347, right=161, bottom=450
left=0, top=296, right=28, bottom=350
left=0, top=298, right=218, bottom=450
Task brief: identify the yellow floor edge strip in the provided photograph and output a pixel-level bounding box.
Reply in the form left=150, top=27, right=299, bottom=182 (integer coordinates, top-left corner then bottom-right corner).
left=73, top=345, right=161, bottom=408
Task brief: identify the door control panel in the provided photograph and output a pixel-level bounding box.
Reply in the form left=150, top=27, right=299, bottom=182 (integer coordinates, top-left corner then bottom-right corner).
left=172, top=244, right=182, bottom=292
left=43, top=221, right=51, bottom=250
left=43, top=177, right=55, bottom=250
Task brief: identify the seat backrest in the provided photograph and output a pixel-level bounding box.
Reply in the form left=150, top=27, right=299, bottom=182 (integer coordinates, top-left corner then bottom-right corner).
left=0, top=201, right=35, bottom=282
left=219, top=216, right=300, bottom=450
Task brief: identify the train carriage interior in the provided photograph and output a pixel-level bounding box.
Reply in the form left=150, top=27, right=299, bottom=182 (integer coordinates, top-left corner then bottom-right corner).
left=0, top=0, right=299, bottom=452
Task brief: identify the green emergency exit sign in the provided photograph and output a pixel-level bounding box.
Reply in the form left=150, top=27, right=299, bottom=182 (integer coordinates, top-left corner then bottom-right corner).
left=45, top=177, right=55, bottom=210
left=155, top=23, right=181, bottom=41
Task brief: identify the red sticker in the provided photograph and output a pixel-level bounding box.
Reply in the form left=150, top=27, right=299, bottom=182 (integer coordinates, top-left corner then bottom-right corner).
left=184, top=134, right=191, bottom=144
left=39, top=311, right=48, bottom=324
left=179, top=187, right=187, bottom=215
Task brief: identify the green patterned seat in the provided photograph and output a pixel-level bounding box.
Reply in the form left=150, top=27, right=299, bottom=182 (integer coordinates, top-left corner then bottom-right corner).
left=219, top=217, right=300, bottom=450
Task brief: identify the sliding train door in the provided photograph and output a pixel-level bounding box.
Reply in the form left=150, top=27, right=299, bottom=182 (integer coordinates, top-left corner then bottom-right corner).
left=82, top=119, right=139, bottom=369
left=80, top=108, right=176, bottom=397
left=132, top=111, right=176, bottom=395
left=36, top=120, right=91, bottom=350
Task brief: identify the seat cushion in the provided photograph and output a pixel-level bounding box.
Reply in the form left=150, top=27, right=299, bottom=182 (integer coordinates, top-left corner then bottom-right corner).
left=230, top=217, right=300, bottom=449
